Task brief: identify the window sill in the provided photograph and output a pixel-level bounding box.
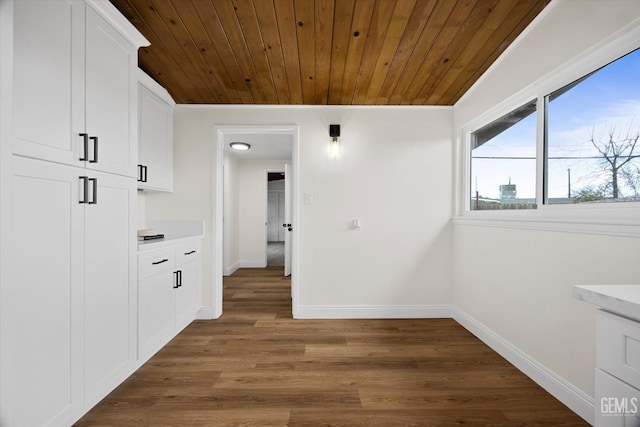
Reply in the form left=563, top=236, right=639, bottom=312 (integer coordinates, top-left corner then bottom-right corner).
left=452, top=212, right=640, bottom=238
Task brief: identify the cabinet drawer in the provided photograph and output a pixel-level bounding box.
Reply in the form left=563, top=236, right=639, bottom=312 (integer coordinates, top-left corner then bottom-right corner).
left=598, top=310, right=640, bottom=390
left=138, top=248, right=175, bottom=280
left=176, top=241, right=200, bottom=266
left=596, top=368, right=640, bottom=426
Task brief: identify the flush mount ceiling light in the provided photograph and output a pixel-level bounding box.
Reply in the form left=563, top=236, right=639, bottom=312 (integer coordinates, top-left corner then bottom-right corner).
left=230, top=142, right=251, bottom=150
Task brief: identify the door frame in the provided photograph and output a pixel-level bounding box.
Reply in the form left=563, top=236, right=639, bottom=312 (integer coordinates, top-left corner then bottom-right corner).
left=213, top=125, right=299, bottom=318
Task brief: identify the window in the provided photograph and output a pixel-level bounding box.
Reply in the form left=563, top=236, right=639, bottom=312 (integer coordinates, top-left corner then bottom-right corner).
left=470, top=101, right=537, bottom=210
left=546, top=48, right=640, bottom=204
left=467, top=47, right=640, bottom=212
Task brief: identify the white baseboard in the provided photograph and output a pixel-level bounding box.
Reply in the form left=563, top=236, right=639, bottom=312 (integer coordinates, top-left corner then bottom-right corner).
left=224, top=261, right=240, bottom=276
left=196, top=307, right=218, bottom=320
left=452, top=307, right=594, bottom=425
left=239, top=260, right=266, bottom=268
left=224, top=260, right=267, bottom=276
left=295, top=304, right=452, bottom=319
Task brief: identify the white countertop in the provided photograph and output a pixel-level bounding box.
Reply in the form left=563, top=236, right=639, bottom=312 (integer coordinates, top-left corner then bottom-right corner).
left=137, top=220, right=204, bottom=253
left=138, top=233, right=203, bottom=252
left=573, top=285, right=640, bottom=321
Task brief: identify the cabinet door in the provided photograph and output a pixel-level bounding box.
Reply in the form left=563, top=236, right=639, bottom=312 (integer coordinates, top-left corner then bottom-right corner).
left=85, top=5, right=137, bottom=177
left=2, top=157, right=84, bottom=426
left=175, top=260, right=200, bottom=332
left=84, top=171, right=136, bottom=406
left=139, top=84, right=173, bottom=191
left=139, top=272, right=176, bottom=361
left=12, top=0, right=85, bottom=166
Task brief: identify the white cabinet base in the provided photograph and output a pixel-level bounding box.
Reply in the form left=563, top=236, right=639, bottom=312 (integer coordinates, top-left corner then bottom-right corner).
left=138, top=239, right=201, bottom=362
left=596, top=368, right=640, bottom=426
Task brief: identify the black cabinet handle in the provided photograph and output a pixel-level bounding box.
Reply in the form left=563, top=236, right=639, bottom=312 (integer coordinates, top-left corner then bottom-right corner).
left=88, top=178, right=97, bottom=204
left=79, top=176, right=89, bottom=204
left=137, top=165, right=148, bottom=183
left=178, top=270, right=182, bottom=287
left=152, top=258, right=168, bottom=265
left=79, top=134, right=88, bottom=161
left=184, top=250, right=196, bottom=255
left=89, top=136, right=98, bottom=163
left=173, top=271, right=180, bottom=289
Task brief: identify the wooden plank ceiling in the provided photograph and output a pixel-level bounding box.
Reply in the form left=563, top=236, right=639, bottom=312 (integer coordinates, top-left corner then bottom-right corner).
left=110, top=0, right=550, bottom=105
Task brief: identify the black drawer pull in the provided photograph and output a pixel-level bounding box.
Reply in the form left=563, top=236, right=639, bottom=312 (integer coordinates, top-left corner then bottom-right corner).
left=152, top=258, right=169, bottom=265
left=184, top=250, right=196, bottom=255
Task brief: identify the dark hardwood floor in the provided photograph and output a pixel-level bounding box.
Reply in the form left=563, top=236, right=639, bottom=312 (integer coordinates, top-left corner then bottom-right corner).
left=76, top=268, right=588, bottom=426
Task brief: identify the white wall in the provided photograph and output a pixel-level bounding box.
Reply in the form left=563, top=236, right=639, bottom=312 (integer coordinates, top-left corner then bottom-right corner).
left=145, top=105, right=453, bottom=315
left=238, top=159, right=287, bottom=266
left=223, top=153, right=240, bottom=274
left=452, top=0, right=640, bottom=415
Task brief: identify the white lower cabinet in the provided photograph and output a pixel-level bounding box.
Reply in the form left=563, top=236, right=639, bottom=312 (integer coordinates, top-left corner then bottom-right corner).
left=595, top=310, right=640, bottom=426
left=138, top=240, right=200, bottom=361
left=2, top=156, right=137, bottom=426
left=84, top=172, right=137, bottom=407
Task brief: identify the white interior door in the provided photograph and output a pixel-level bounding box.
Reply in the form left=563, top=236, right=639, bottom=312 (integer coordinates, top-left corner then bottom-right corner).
left=267, top=191, right=279, bottom=241
left=284, top=164, right=291, bottom=277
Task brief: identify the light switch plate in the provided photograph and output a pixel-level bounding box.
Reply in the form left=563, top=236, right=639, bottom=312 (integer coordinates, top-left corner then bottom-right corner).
left=304, top=193, right=313, bottom=205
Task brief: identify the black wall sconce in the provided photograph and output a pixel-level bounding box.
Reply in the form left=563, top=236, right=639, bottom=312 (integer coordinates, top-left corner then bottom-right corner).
left=329, top=124, right=341, bottom=158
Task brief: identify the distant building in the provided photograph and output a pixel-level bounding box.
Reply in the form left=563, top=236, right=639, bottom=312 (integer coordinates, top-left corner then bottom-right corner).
left=499, top=178, right=517, bottom=200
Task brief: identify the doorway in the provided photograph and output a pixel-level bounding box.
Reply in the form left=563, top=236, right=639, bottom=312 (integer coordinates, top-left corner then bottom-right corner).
left=213, top=125, right=299, bottom=319
left=266, top=171, right=285, bottom=268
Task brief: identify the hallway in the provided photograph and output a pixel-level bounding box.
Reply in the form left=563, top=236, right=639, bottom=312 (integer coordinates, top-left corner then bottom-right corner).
left=76, top=268, right=587, bottom=426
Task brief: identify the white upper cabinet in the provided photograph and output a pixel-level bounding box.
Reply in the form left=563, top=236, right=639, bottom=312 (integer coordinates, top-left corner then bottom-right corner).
left=84, top=5, right=138, bottom=177
left=12, top=0, right=84, bottom=166
left=138, top=70, right=174, bottom=191
left=12, top=0, right=147, bottom=177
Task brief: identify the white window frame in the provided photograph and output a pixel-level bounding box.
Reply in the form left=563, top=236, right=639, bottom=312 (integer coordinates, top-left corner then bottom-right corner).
left=454, top=24, right=640, bottom=237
